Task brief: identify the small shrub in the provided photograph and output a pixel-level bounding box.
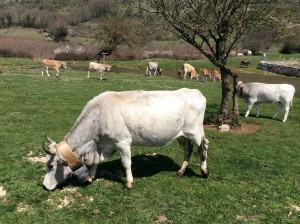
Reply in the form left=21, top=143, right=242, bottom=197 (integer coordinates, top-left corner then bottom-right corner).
left=54, top=52, right=95, bottom=61
left=280, top=42, right=299, bottom=54
left=48, top=23, right=68, bottom=42
left=0, top=49, right=33, bottom=59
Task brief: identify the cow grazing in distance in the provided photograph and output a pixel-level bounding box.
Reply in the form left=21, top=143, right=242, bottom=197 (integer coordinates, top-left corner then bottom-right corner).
left=42, top=59, right=67, bottom=77
left=183, top=63, right=199, bottom=80
left=88, top=62, right=112, bottom=80
left=176, top=69, right=183, bottom=79
left=240, top=60, right=251, bottom=68
left=211, top=69, right=221, bottom=82
left=42, top=88, right=209, bottom=190
left=238, top=81, right=295, bottom=122
left=201, top=68, right=212, bottom=82
left=145, top=61, right=162, bottom=76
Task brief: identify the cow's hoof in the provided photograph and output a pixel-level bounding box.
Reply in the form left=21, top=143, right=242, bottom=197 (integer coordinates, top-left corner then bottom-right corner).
left=124, top=183, right=133, bottom=189
left=86, top=177, right=93, bottom=183
left=176, top=171, right=184, bottom=178
left=201, top=170, right=209, bottom=178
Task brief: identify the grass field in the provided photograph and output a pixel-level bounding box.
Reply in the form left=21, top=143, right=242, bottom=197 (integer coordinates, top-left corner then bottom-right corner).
left=0, top=57, right=299, bottom=223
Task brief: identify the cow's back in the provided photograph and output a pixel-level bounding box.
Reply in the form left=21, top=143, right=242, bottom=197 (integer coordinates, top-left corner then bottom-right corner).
left=87, top=88, right=206, bottom=146
left=147, top=62, right=158, bottom=69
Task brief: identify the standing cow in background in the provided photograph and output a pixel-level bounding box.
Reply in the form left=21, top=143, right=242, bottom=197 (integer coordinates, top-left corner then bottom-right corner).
left=183, top=63, right=199, bottom=80
left=211, top=69, right=221, bottom=82
left=240, top=60, right=251, bottom=68
left=42, top=59, right=67, bottom=77
left=238, top=81, right=295, bottom=122
left=88, top=62, right=112, bottom=80
left=201, top=68, right=212, bottom=82
left=42, top=88, right=209, bottom=190
left=145, top=61, right=162, bottom=76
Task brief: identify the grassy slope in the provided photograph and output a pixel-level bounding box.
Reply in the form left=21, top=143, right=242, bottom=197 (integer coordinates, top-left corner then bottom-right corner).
left=0, top=57, right=299, bottom=223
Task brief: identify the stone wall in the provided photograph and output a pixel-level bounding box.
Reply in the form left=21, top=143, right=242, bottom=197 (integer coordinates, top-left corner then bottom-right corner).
left=257, top=61, right=300, bottom=78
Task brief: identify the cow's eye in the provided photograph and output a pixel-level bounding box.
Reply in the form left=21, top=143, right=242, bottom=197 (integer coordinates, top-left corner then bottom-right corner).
left=48, top=164, right=53, bottom=169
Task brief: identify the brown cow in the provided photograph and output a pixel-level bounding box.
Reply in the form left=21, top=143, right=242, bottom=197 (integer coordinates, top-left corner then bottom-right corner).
left=42, top=59, right=67, bottom=77
left=211, top=69, right=221, bottom=82
left=201, top=68, right=212, bottom=82
left=183, top=63, right=199, bottom=80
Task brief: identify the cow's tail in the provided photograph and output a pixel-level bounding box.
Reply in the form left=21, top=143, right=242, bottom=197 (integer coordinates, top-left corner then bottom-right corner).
left=289, top=98, right=293, bottom=111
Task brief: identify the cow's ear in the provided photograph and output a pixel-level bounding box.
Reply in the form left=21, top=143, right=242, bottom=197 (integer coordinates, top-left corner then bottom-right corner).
left=237, top=81, right=245, bottom=88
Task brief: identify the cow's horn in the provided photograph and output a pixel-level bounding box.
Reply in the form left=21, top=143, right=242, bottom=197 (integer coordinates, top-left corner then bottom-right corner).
left=43, top=141, right=56, bottom=156
left=45, top=134, right=55, bottom=144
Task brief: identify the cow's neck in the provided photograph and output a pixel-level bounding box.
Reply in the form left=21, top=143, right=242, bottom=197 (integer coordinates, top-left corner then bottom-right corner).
left=65, top=117, right=97, bottom=152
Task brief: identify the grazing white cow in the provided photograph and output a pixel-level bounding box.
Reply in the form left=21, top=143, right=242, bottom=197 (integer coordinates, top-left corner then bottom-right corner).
left=238, top=81, right=295, bottom=122
left=42, top=88, right=209, bottom=190
left=183, top=63, right=199, bottom=80
left=87, top=62, right=112, bottom=80
left=42, top=59, right=67, bottom=77
left=145, top=61, right=162, bottom=76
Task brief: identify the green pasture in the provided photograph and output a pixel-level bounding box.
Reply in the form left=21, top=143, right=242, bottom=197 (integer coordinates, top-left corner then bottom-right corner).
left=0, top=57, right=299, bottom=223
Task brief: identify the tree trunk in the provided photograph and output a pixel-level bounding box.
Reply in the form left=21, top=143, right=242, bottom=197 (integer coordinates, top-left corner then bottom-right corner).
left=231, top=74, right=240, bottom=127
left=217, top=68, right=231, bottom=125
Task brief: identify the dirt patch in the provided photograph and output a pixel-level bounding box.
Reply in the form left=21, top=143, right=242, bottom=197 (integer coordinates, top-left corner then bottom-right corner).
left=17, top=203, right=31, bottom=212
left=205, top=122, right=261, bottom=135
left=27, top=156, right=47, bottom=163
left=26, top=151, right=47, bottom=163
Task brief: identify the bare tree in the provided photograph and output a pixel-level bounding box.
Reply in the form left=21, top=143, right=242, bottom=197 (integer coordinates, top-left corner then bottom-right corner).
left=95, top=17, right=142, bottom=58
left=140, top=0, right=292, bottom=125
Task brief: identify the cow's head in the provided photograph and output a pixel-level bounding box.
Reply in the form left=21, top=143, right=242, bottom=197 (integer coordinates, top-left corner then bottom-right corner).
left=42, top=136, right=80, bottom=190
left=158, top=68, right=162, bottom=75
left=237, top=81, right=245, bottom=97
left=60, top=62, right=67, bottom=69
left=106, top=65, right=112, bottom=71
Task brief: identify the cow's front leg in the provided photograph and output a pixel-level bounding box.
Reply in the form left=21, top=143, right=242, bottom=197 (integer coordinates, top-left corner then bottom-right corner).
left=273, top=102, right=284, bottom=121
left=118, top=145, right=133, bottom=189
left=177, top=137, right=193, bottom=177
left=87, top=152, right=100, bottom=182
left=245, top=101, right=254, bottom=117
left=55, top=67, right=59, bottom=77
left=198, top=138, right=209, bottom=178
left=282, top=103, right=290, bottom=122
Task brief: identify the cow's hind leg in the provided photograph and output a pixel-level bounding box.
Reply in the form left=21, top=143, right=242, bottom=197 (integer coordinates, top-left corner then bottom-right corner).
left=43, top=66, right=50, bottom=77
left=176, top=136, right=193, bottom=177
left=198, top=138, right=209, bottom=178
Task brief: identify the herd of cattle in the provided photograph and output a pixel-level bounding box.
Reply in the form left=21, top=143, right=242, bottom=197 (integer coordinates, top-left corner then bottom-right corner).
left=41, top=59, right=223, bottom=81
left=41, top=58, right=295, bottom=191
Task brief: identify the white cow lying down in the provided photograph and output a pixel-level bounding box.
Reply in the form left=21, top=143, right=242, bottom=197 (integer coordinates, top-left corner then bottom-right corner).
left=238, top=81, right=295, bottom=122
left=43, top=88, right=209, bottom=190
